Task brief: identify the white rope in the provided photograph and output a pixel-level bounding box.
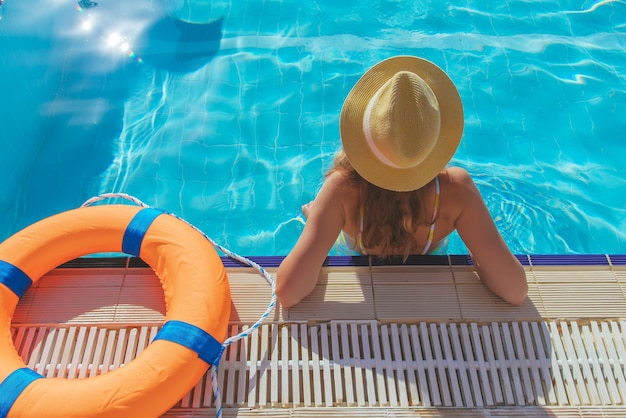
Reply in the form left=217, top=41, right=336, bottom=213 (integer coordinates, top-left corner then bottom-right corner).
left=81, top=193, right=276, bottom=417
left=81, top=192, right=149, bottom=208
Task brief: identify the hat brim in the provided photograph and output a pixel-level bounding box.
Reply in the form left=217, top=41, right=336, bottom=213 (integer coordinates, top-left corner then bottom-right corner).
left=340, top=56, right=464, bottom=192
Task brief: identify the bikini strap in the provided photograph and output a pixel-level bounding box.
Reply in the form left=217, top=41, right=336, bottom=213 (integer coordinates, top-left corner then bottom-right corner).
left=421, top=176, right=440, bottom=255
left=356, top=204, right=367, bottom=254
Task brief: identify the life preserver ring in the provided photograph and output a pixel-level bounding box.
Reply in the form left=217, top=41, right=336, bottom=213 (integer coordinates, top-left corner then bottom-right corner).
left=0, top=205, right=231, bottom=417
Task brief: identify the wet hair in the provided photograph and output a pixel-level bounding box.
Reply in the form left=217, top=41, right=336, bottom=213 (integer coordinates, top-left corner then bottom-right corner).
left=326, top=149, right=430, bottom=259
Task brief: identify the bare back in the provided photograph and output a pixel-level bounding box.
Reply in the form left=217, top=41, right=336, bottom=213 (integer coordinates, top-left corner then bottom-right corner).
left=339, top=168, right=461, bottom=255
left=276, top=166, right=528, bottom=307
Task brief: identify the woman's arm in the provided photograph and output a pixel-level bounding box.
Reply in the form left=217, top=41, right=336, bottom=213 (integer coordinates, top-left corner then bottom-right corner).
left=276, top=173, right=347, bottom=308
left=449, top=167, right=528, bottom=306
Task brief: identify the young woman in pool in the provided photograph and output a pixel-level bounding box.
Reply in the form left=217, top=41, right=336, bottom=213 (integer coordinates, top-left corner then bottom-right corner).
left=276, top=55, right=528, bottom=308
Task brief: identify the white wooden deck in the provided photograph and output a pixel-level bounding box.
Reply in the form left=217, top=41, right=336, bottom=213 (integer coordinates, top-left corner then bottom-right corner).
left=11, top=255, right=626, bottom=417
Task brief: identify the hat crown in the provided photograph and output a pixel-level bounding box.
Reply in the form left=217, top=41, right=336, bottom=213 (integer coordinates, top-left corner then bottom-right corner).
left=363, top=71, right=441, bottom=169
left=340, top=55, right=464, bottom=191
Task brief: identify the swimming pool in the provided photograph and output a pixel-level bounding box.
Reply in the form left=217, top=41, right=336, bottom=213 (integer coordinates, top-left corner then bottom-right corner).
left=0, top=0, right=625, bottom=256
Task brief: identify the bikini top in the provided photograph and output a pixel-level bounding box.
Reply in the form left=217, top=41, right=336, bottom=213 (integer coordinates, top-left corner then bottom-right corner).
left=355, top=176, right=440, bottom=255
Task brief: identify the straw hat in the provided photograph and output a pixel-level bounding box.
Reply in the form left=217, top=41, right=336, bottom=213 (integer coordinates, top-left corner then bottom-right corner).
left=340, top=56, right=464, bottom=192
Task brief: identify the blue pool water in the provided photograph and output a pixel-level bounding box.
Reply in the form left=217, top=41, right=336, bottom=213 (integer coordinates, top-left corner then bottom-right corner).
left=0, top=0, right=625, bottom=256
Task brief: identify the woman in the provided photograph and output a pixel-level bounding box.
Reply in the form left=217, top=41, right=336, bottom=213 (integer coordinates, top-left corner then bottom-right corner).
left=276, top=56, right=527, bottom=308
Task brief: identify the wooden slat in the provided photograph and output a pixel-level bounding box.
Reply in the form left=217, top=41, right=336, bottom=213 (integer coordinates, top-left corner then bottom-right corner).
left=330, top=322, right=343, bottom=405
left=100, top=330, right=117, bottom=375
left=351, top=323, right=367, bottom=407
left=458, top=323, right=482, bottom=407
left=341, top=322, right=355, bottom=406
left=548, top=321, right=582, bottom=405
left=370, top=323, right=388, bottom=406
left=89, top=328, right=107, bottom=377
left=448, top=323, right=474, bottom=407
left=237, top=325, right=249, bottom=406
left=419, top=322, right=441, bottom=406
left=320, top=324, right=333, bottom=407
left=480, top=323, right=504, bottom=405
left=77, top=326, right=97, bottom=378
left=491, top=322, right=515, bottom=405
left=224, top=325, right=239, bottom=407
left=26, top=326, right=45, bottom=371
left=439, top=323, right=462, bottom=406
left=57, top=327, right=76, bottom=378
left=299, top=323, right=312, bottom=407
left=518, top=322, right=546, bottom=405
left=589, top=321, right=621, bottom=404
left=361, top=323, right=378, bottom=407
left=379, top=324, right=398, bottom=407
left=270, top=323, right=279, bottom=407
left=530, top=322, right=558, bottom=405
left=399, top=324, right=420, bottom=406
left=468, top=323, right=493, bottom=406
left=246, top=327, right=259, bottom=408
left=603, top=321, right=626, bottom=403
left=290, top=324, right=301, bottom=407
left=278, top=324, right=287, bottom=407
left=501, top=323, right=525, bottom=404
left=257, top=324, right=270, bottom=408
left=38, top=327, right=57, bottom=377
left=68, top=326, right=88, bottom=379
left=577, top=323, right=611, bottom=404
left=565, top=320, right=598, bottom=404
left=309, top=325, right=323, bottom=407
left=206, top=352, right=218, bottom=408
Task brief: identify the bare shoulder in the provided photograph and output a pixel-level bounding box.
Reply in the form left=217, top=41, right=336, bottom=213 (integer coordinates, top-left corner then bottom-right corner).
left=441, top=166, right=474, bottom=187
left=439, top=166, right=481, bottom=205
left=325, top=169, right=355, bottom=190
left=319, top=170, right=359, bottom=205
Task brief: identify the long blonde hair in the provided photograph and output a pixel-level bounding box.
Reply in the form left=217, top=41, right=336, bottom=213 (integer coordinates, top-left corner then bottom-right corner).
left=326, top=150, right=430, bottom=258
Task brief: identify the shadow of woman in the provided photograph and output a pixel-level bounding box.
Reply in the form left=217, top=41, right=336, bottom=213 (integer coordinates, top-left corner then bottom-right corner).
left=270, top=255, right=564, bottom=413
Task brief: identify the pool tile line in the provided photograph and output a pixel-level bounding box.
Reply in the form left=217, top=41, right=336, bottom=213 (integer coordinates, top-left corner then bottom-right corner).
left=608, top=254, right=626, bottom=266
left=58, top=254, right=626, bottom=271
left=528, top=254, right=610, bottom=266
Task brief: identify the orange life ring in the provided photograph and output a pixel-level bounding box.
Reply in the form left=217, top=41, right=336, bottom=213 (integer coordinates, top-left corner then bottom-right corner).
left=0, top=204, right=231, bottom=417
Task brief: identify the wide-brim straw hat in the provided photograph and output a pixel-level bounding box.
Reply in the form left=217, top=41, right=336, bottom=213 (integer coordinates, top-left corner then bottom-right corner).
left=340, top=55, right=464, bottom=192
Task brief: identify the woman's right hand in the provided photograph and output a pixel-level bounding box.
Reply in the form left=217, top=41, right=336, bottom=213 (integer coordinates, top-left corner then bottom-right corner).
left=301, top=201, right=313, bottom=219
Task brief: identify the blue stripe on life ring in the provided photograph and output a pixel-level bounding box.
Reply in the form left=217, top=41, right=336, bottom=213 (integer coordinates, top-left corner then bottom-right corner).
left=153, top=320, right=224, bottom=366
left=122, top=208, right=165, bottom=257
left=0, top=260, right=32, bottom=298
left=0, top=368, right=44, bottom=418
